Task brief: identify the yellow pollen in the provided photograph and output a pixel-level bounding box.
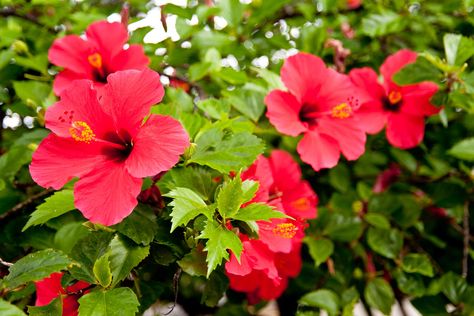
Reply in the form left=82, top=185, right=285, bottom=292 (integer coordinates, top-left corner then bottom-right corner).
left=88, top=53, right=102, bottom=69
left=272, top=223, right=298, bottom=239
left=388, top=90, right=402, bottom=104
left=331, top=103, right=352, bottom=119
left=69, top=121, right=95, bottom=143
left=291, top=197, right=310, bottom=211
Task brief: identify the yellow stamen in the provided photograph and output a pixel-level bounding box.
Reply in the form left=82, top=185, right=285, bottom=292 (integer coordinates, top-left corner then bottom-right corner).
left=291, top=197, right=310, bottom=211
left=331, top=103, right=352, bottom=119
left=388, top=90, right=402, bottom=104
left=272, top=223, right=298, bottom=239
left=88, top=53, right=102, bottom=69
left=69, top=121, right=95, bottom=143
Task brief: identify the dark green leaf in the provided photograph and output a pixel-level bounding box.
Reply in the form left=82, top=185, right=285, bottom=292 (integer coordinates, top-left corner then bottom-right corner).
left=364, top=278, right=395, bottom=315
left=367, top=227, right=403, bottom=259
left=299, top=289, right=340, bottom=316
left=78, top=288, right=139, bottom=316
left=113, top=205, right=158, bottom=245
left=0, top=299, right=27, bottom=316
left=448, top=137, right=474, bottom=161
left=305, top=237, right=334, bottom=267
left=402, top=254, right=434, bottom=277
left=27, top=297, right=62, bottom=316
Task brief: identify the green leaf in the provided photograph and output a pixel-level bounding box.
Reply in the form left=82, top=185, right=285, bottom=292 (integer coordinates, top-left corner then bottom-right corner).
left=12, top=80, right=51, bottom=107
left=247, top=0, right=292, bottom=25
left=440, top=272, right=468, bottom=304
left=364, top=278, right=395, bottom=315
left=402, top=254, right=434, bottom=277
left=233, top=203, right=286, bottom=222
left=108, top=235, right=150, bottom=287
left=395, top=270, right=426, bottom=297
left=165, top=187, right=209, bottom=232
left=216, top=68, right=248, bottom=85
left=299, top=289, right=340, bottom=316
left=27, top=297, right=62, bottom=316
left=3, top=249, right=71, bottom=289
left=252, top=67, right=284, bottom=90
left=93, top=253, right=112, bottom=288
left=390, top=148, right=417, bottom=172
left=448, top=138, right=474, bottom=161
left=328, top=164, right=350, bottom=192
left=444, top=33, right=474, bottom=66
left=393, top=57, right=443, bottom=85
left=218, top=0, right=243, bottom=27
left=411, top=296, right=448, bottom=316
left=0, top=50, right=14, bottom=70
left=241, top=180, right=259, bottom=203
left=364, top=213, right=390, bottom=229
left=202, top=271, right=229, bottom=307
left=78, top=288, right=139, bottom=316
left=23, top=190, right=75, bottom=231
left=217, top=176, right=243, bottom=219
left=362, top=11, right=404, bottom=37
left=324, top=214, right=363, bottom=242
left=69, top=232, right=114, bottom=283
left=0, top=299, right=27, bottom=316
left=189, top=129, right=265, bottom=173
left=178, top=247, right=208, bottom=277
left=196, top=98, right=230, bottom=120
left=367, top=227, right=403, bottom=259
left=223, top=84, right=266, bottom=122
left=198, top=220, right=243, bottom=277
left=113, top=205, right=158, bottom=245
left=54, top=222, right=89, bottom=254
left=305, top=237, right=334, bottom=267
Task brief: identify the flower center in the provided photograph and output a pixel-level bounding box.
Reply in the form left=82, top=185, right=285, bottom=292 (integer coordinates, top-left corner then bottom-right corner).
left=88, top=53, right=102, bottom=69
left=272, top=223, right=298, bottom=239
left=388, top=90, right=402, bottom=104
left=290, top=197, right=310, bottom=211
left=331, top=103, right=352, bottom=119
left=69, top=121, right=95, bottom=143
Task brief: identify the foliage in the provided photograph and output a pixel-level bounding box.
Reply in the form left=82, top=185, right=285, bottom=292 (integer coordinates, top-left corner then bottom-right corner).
left=0, top=0, right=473, bottom=315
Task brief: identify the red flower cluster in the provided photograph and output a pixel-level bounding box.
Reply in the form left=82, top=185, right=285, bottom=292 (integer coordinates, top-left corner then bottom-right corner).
left=35, top=272, right=89, bottom=316
left=265, top=51, right=439, bottom=171
left=49, top=21, right=149, bottom=95
left=225, top=150, right=317, bottom=303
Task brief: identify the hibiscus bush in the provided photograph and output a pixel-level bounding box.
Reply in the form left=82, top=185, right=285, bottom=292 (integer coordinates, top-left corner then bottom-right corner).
left=1, top=0, right=474, bottom=315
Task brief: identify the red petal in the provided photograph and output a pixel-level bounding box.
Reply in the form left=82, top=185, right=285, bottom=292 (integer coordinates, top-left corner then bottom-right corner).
left=349, top=67, right=386, bottom=101
left=101, top=69, right=164, bottom=136
left=297, top=131, right=341, bottom=171
left=46, top=80, right=114, bottom=139
left=318, top=117, right=367, bottom=161
left=30, top=134, right=106, bottom=190
left=110, top=44, right=149, bottom=72
left=35, top=272, right=64, bottom=306
left=85, top=21, right=128, bottom=59
left=48, top=35, right=93, bottom=74
left=280, top=52, right=327, bottom=104
left=241, top=155, right=273, bottom=204
left=125, top=115, right=189, bottom=178
left=268, top=150, right=302, bottom=192
left=386, top=112, right=425, bottom=149
left=53, top=69, right=93, bottom=96
left=380, top=49, right=417, bottom=87
left=401, top=82, right=439, bottom=116
left=265, top=90, right=306, bottom=136
left=74, top=161, right=142, bottom=225
left=281, top=181, right=317, bottom=220
left=354, top=100, right=388, bottom=134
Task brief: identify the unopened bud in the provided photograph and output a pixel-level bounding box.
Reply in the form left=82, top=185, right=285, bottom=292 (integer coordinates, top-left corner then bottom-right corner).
left=183, top=142, right=197, bottom=160
left=11, top=40, right=28, bottom=55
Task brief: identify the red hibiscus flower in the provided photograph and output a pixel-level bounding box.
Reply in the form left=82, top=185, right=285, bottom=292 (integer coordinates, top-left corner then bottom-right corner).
left=49, top=20, right=149, bottom=95
left=35, top=272, right=89, bottom=316
left=30, top=69, right=190, bottom=225
left=349, top=49, right=439, bottom=149
left=224, top=150, right=316, bottom=302
left=265, top=52, right=368, bottom=171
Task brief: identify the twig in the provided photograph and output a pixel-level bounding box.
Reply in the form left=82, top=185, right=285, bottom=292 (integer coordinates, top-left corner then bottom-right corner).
left=462, top=201, right=470, bottom=278
left=0, top=257, right=13, bottom=267
left=0, top=7, right=56, bottom=33
left=0, top=189, right=53, bottom=221
left=163, top=268, right=182, bottom=315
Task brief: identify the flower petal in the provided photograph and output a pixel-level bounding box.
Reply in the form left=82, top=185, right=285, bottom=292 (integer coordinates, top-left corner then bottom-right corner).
left=386, top=112, right=426, bottom=149
left=380, top=49, right=417, bottom=87
left=349, top=67, right=386, bottom=101
left=401, top=82, right=440, bottom=116
left=85, top=21, right=128, bottom=58
left=101, top=69, right=164, bottom=136
left=265, top=90, right=306, bottom=136
left=74, top=161, right=142, bottom=226
left=280, top=52, right=327, bottom=104
left=281, top=181, right=317, bottom=219
left=354, top=100, right=388, bottom=134
left=318, top=117, right=367, bottom=161
left=110, top=44, right=149, bottom=72
left=297, top=131, right=341, bottom=171
left=46, top=80, right=114, bottom=139
left=268, top=150, right=302, bottom=192
left=53, top=69, right=92, bottom=96
left=125, top=115, right=189, bottom=178
left=30, top=134, right=106, bottom=190
left=48, top=35, right=93, bottom=74
left=35, top=272, right=64, bottom=306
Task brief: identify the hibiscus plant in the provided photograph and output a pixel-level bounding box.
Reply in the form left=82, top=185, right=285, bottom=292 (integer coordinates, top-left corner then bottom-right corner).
left=0, top=1, right=473, bottom=315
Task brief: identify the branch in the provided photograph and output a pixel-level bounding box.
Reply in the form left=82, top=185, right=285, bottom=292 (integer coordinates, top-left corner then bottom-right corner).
left=0, top=7, right=56, bottom=33
left=0, top=257, right=13, bottom=267
left=0, top=189, right=53, bottom=221
left=462, top=201, right=470, bottom=278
